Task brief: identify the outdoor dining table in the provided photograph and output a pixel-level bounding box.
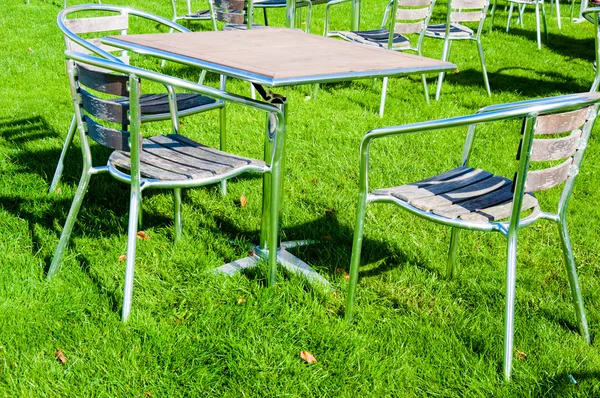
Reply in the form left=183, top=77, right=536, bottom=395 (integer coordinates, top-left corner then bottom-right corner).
left=101, top=28, right=456, bottom=285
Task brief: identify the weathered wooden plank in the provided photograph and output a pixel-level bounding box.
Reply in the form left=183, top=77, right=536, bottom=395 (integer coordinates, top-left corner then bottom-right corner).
left=531, top=130, right=581, bottom=161
left=534, top=107, right=591, bottom=135
left=411, top=176, right=510, bottom=211
left=216, top=10, right=246, bottom=24
left=452, top=0, right=486, bottom=9
left=373, top=166, right=473, bottom=196
left=432, top=183, right=515, bottom=219
left=394, top=21, right=424, bottom=34
left=525, top=158, right=572, bottom=192
left=109, top=151, right=190, bottom=181
left=76, top=64, right=129, bottom=96
left=392, top=169, right=493, bottom=201
left=80, top=89, right=128, bottom=124
left=213, top=0, right=246, bottom=10
left=85, top=117, right=130, bottom=151
left=451, top=11, right=483, bottom=22
left=396, top=7, right=429, bottom=21
left=459, top=193, right=538, bottom=222
left=65, top=15, right=128, bottom=34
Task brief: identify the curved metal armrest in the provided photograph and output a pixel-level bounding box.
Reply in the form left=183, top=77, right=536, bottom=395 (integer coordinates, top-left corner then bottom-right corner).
left=65, top=50, right=285, bottom=166
left=475, top=93, right=599, bottom=114
left=582, top=7, right=600, bottom=23
left=324, top=0, right=354, bottom=35
left=59, top=5, right=192, bottom=63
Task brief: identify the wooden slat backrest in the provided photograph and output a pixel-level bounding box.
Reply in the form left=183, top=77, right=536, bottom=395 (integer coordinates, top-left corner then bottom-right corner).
left=450, top=10, right=484, bottom=22
left=76, top=64, right=129, bottom=96
left=64, top=14, right=129, bottom=34
left=452, top=0, right=486, bottom=8
left=394, top=0, right=433, bottom=35
left=213, top=0, right=246, bottom=10
left=80, top=89, right=129, bottom=125
left=84, top=116, right=131, bottom=151
left=216, top=10, right=246, bottom=24
left=450, top=0, right=486, bottom=23
left=521, top=106, right=593, bottom=192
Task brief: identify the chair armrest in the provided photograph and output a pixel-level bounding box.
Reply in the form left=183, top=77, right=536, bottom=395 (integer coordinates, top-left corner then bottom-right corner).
left=324, top=0, right=354, bottom=35
left=583, top=7, right=600, bottom=24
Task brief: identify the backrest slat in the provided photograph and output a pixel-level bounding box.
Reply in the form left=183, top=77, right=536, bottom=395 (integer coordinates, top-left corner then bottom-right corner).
left=530, top=130, right=581, bottom=161
left=525, top=158, right=572, bottom=192
left=396, top=7, right=430, bottom=20
left=76, top=64, right=129, bottom=96
left=80, top=89, right=129, bottom=125
left=213, top=0, right=246, bottom=10
left=452, top=0, right=485, bottom=8
left=216, top=10, right=246, bottom=24
left=84, top=116, right=131, bottom=151
left=534, top=107, right=591, bottom=135
left=394, top=21, right=424, bottom=33
left=399, top=0, right=432, bottom=6
left=65, top=14, right=128, bottom=34
left=450, top=11, right=483, bottom=22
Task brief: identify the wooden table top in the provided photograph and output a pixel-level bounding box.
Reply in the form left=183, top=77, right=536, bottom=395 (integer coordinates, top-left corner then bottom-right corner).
left=103, top=28, right=456, bottom=87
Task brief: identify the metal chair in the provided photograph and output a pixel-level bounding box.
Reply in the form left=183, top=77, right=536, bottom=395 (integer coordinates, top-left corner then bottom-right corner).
left=253, top=0, right=314, bottom=32
left=346, top=92, right=600, bottom=380
left=51, top=5, right=226, bottom=195
left=171, top=0, right=217, bottom=31
left=489, top=0, right=549, bottom=50
left=49, top=51, right=284, bottom=322
left=583, top=7, right=600, bottom=91
left=424, top=0, right=491, bottom=100
left=324, top=0, right=437, bottom=116
left=211, top=0, right=311, bottom=31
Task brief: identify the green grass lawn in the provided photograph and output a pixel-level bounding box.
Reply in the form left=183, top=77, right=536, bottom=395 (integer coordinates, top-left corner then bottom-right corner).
left=2, top=0, right=600, bottom=395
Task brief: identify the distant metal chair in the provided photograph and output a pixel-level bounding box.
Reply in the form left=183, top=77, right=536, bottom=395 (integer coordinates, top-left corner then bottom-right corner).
left=489, top=0, right=549, bottom=49
left=253, top=0, right=314, bottom=32
left=346, top=92, right=600, bottom=380
left=324, top=0, right=437, bottom=116
left=210, top=0, right=311, bottom=31
left=583, top=7, right=600, bottom=91
left=51, top=5, right=225, bottom=195
left=425, top=0, right=491, bottom=100
left=49, top=51, right=284, bottom=322
left=171, top=0, right=217, bottom=31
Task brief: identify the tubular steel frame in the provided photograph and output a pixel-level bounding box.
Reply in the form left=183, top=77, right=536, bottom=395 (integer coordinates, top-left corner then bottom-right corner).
left=346, top=92, right=600, bottom=381
left=50, top=51, right=285, bottom=322
left=584, top=8, right=600, bottom=92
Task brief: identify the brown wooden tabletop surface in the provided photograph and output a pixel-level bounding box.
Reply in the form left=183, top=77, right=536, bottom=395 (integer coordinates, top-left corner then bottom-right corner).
left=103, top=28, right=456, bottom=87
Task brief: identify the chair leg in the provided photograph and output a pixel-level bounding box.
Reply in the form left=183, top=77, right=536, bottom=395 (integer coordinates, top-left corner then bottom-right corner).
left=219, top=105, right=227, bottom=196
left=558, top=220, right=591, bottom=343
left=477, top=40, right=492, bottom=96
left=591, top=72, right=600, bottom=92
left=489, top=0, right=497, bottom=33
left=503, top=233, right=518, bottom=381
left=49, top=115, right=77, bottom=193
left=121, top=185, right=142, bottom=322
left=518, top=4, right=526, bottom=27
left=263, top=8, right=268, bottom=25
left=435, top=40, right=452, bottom=101
left=379, top=77, right=389, bottom=118
left=555, top=0, right=562, bottom=28
left=542, top=1, right=549, bottom=42
left=47, top=169, right=92, bottom=278
left=535, top=3, right=542, bottom=49
left=198, top=70, right=207, bottom=85
left=507, top=3, right=514, bottom=32
left=446, top=227, right=460, bottom=278
left=346, top=192, right=369, bottom=323
left=174, top=188, right=182, bottom=242
left=421, top=74, right=430, bottom=105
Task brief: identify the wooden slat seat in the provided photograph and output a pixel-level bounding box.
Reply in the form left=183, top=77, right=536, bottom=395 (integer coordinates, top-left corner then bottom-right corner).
left=424, top=23, right=474, bottom=38
left=109, top=134, right=266, bottom=181
left=330, top=29, right=412, bottom=49
left=120, top=93, right=218, bottom=116
left=372, top=167, right=540, bottom=222
left=182, top=9, right=212, bottom=19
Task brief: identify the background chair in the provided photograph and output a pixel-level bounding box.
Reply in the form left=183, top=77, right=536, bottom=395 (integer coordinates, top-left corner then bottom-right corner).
left=346, top=92, right=600, bottom=380
left=425, top=0, right=491, bottom=100
left=171, top=0, right=217, bottom=31
left=324, top=0, right=437, bottom=116
left=52, top=5, right=226, bottom=194
left=584, top=7, right=600, bottom=91
left=490, top=0, right=549, bottom=49
left=49, top=51, right=284, bottom=322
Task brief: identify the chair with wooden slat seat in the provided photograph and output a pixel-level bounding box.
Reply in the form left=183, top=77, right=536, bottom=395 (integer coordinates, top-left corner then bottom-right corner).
left=171, top=0, right=217, bottom=31
left=346, top=92, right=600, bottom=380
left=210, top=0, right=311, bottom=31
left=51, top=5, right=226, bottom=195
left=488, top=0, right=553, bottom=50
left=252, top=0, right=314, bottom=32
left=424, top=0, right=491, bottom=100
left=324, top=0, right=437, bottom=116
left=49, top=51, right=284, bottom=322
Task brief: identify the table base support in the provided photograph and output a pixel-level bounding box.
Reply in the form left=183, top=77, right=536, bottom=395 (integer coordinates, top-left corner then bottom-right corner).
left=215, top=241, right=330, bottom=287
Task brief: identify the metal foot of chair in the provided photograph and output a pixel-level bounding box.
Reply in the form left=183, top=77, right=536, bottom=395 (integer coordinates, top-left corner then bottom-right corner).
left=503, top=234, right=518, bottom=381
left=49, top=115, right=77, bottom=193
left=446, top=227, right=460, bottom=278
left=122, top=185, right=142, bottom=322
left=174, top=188, right=182, bottom=242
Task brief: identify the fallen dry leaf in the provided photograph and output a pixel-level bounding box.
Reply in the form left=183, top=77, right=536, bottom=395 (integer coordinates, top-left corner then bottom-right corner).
left=332, top=291, right=339, bottom=298
left=516, top=349, right=528, bottom=360
left=300, top=351, right=317, bottom=364
left=311, top=178, right=318, bottom=184
left=56, top=349, right=67, bottom=364
left=323, top=235, right=333, bottom=241
left=118, top=254, right=126, bottom=262
left=240, top=194, right=247, bottom=207
left=144, top=392, right=152, bottom=397
left=237, top=297, right=246, bottom=305
left=56, top=187, right=62, bottom=195
left=453, top=69, right=461, bottom=74
left=324, top=209, right=336, bottom=213
left=27, top=47, right=33, bottom=52
left=136, top=231, right=150, bottom=241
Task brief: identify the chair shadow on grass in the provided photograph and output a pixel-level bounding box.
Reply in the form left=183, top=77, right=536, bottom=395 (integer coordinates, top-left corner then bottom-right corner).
left=538, top=371, right=600, bottom=396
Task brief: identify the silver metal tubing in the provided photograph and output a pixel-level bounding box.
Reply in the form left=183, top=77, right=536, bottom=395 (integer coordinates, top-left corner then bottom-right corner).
left=174, top=188, right=182, bottom=241
left=49, top=115, right=77, bottom=193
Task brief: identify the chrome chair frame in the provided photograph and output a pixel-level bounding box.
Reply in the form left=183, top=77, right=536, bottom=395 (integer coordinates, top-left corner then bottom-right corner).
left=324, top=0, right=437, bottom=116
left=584, top=7, right=600, bottom=92
left=50, top=51, right=286, bottom=322
left=489, top=0, right=549, bottom=50
left=51, top=5, right=226, bottom=195
left=171, top=0, right=218, bottom=31
left=346, top=92, right=600, bottom=380
left=425, top=0, right=492, bottom=100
